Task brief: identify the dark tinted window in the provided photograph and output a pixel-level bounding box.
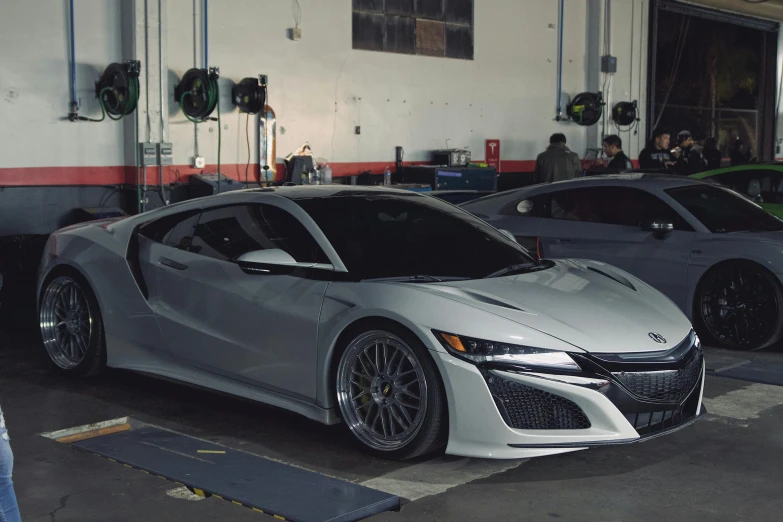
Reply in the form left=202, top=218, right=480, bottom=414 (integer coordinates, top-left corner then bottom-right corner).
left=666, top=184, right=783, bottom=233
left=712, top=169, right=783, bottom=204
left=548, top=186, right=691, bottom=230
left=190, top=204, right=327, bottom=263
left=297, top=193, right=535, bottom=280
left=139, top=210, right=200, bottom=249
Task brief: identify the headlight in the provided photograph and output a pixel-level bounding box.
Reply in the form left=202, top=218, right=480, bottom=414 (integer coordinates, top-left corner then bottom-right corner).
left=433, top=331, right=581, bottom=371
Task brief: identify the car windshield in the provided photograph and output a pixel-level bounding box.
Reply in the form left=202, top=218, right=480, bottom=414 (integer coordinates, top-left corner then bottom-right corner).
left=296, top=193, right=538, bottom=280
left=666, top=184, right=783, bottom=233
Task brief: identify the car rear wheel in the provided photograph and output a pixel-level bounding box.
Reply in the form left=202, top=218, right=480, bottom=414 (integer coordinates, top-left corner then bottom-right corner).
left=696, top=261, right=783, bottom=351
left=335, top=324, right=446, bottom=460
left=39, top=273, right=106, bottom=375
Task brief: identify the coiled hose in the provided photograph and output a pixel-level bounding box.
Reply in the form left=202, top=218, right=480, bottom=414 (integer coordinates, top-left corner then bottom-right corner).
left=179, top=75, right=221, bottom=185
left=88, top=76, right=140, bottom=122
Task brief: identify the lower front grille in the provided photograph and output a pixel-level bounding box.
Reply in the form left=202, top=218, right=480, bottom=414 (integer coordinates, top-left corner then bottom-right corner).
left=624, top=372, right=702, bottom=437
left=612, top=347, right=703, bottom=403
left=483, top=372, right=591, bottom=430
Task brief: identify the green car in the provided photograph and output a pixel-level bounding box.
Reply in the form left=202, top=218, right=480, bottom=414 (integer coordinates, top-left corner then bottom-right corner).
left=690, top=163, right=783, bottom=218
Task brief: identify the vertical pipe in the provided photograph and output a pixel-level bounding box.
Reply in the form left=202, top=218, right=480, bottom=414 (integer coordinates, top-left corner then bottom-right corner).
left=556, top=0, right=564, bottom=120
left=203, top=0, right=208, bottom=69
left=69, top=0, right=77, bottom=117
left=158, top=0, right=165, bottom=142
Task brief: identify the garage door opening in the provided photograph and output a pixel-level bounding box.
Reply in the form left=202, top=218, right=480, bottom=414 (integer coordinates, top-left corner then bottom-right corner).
left=648, top=0, right=779, bottom=162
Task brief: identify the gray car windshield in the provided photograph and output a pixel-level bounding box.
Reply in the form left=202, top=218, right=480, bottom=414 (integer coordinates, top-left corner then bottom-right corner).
left=296, top=193, right=538, bottom=280
left=666, top=184, right=783, bottom=233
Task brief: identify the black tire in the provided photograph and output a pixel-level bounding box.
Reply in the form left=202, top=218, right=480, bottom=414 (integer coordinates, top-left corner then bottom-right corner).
left=334, top=320, right=447, bottom=460
left=39, top=269, right=107, bottom=376
left=694, top=260, right=783, bottom=351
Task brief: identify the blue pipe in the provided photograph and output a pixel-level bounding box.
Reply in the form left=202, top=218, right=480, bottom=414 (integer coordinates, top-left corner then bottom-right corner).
left=204, top=0, right=208, bottom=69
left=69, top=0, right=77, bottom=110
left=556, top=0, right=564, bottom=120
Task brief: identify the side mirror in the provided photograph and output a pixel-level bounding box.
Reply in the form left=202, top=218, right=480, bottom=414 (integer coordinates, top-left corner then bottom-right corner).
left=237, top=249, right=333, bottom=274
left=499, top=230, right=518, bottom=243
left=641, top=220, right=674, bottom=239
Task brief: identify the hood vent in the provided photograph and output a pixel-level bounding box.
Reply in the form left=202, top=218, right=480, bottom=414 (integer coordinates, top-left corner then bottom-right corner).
left=586, top=267, right=636, bottom=292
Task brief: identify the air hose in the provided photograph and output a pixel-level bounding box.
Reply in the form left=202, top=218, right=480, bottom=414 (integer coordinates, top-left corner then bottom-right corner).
left=85, top=76, right=140, bottom=122
left=179, top=74, right=221, bottom=187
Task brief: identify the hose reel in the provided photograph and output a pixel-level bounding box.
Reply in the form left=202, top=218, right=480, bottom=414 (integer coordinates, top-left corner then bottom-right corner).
left=92, top=60, right=140, bottom=121
left=232, top=75, right=267, bottom=114
left=567, top=92, right=604, bottom=126
left=175, top=67, right=220, bottom=122
left=612, top=100, right=640, bottom=128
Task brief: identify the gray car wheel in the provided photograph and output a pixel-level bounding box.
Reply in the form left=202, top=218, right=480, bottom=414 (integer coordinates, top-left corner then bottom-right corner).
left=39, top=273, right=106, bottom=375
left=336, top=325, right=446, bottom=459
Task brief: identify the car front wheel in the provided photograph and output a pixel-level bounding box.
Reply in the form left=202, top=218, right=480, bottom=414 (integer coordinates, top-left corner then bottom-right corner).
left=39, top=272, right=106, bottom=376
left=696, top=261, right=783, bottom=351
left=335, top=324, right=447, bottom=460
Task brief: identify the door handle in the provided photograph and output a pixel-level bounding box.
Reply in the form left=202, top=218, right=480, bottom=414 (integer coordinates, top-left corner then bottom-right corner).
left=159, top=257, right=188, bottom=271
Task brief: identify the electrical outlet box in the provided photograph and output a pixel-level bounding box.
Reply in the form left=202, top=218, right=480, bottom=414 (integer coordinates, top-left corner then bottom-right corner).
left=139, top=142, right=157, bottom=166
left=157, top=142, right=173, bottom=166
left=193, top=156, right=206, bottom=169
left=600, top=55, right=617, bottom=73
left=289, top=27, right=302, bottom=40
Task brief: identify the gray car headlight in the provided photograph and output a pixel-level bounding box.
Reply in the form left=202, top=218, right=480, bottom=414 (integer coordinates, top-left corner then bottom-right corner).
left=433, top=331, right=581, bottom=370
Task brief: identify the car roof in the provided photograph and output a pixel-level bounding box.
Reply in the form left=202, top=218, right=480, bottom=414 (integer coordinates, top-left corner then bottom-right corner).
left=524, top=173, right=708, bottom=191
left=211, top=184, right=425, bottom=201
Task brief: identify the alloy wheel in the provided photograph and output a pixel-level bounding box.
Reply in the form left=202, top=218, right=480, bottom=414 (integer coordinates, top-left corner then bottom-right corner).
left=700, top=265, right=779, bottom=349
left=40, top=276, right=93, bottom=369
left=337, top=331, right=428, bottom=451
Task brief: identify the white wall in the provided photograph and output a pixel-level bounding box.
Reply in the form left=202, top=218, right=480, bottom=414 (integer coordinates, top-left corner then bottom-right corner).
left=0, top=0, right=651, bottom=178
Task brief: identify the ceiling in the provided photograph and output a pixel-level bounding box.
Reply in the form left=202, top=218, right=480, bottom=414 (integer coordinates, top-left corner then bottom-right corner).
left=682, top=0, right=783, bottom=21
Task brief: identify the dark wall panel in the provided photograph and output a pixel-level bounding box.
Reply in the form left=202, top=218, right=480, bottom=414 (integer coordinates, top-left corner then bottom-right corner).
left=446, top=24, right=473, bottom=60
left=353, top=0, right=383, bottom=12
left=386, top=15, right=415, bottom=54
left=416, top=0, right=445, bottom=20
left=386, top=0, right=414, bottom=16
left=445, top=0, right=473, bottom=25
left=353, top=12, right=385, bottom=51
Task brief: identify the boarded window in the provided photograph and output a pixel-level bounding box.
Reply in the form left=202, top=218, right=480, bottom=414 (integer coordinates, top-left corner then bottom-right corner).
left=352, top=0, right=473, bottom=60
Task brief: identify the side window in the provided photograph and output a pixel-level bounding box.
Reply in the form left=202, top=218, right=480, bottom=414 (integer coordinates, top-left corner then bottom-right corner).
left=190, top=204, right=327, bottom=263
left=713, top=172, right=749, bottom=195
left=139, top=210, right=200, bottom=249
left=549, top=187, right=692, bottom=231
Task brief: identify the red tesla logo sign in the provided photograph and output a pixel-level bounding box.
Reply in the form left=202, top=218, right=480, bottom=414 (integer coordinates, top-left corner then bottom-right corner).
left=486, top=140, right=500, bottom=172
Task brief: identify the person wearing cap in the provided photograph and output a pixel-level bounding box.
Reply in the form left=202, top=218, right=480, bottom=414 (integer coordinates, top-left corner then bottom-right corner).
left=673, top=130, right=706, bottom=175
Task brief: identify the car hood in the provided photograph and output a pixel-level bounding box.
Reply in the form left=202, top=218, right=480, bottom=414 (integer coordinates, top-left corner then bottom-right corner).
left=415, top=259, right=692, bottom=354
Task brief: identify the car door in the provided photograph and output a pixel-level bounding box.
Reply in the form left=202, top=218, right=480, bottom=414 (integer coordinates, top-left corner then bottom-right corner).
left=513, top=186, right=695, bottom=309
left=151, top=200, right=332, bottom=400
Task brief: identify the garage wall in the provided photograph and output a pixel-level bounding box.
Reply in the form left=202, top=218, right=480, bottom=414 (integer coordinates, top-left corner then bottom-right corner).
left=0, top=0, right=649, bottom=185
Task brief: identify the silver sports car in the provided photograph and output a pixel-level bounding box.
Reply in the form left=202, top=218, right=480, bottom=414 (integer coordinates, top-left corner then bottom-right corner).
left=461, top=174, right=783, bottom=351
left=38, top=186, right=704, bottom=460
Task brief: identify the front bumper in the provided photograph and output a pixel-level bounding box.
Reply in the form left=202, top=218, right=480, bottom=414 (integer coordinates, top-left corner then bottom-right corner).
left=433, top=342, right=705, bottom=459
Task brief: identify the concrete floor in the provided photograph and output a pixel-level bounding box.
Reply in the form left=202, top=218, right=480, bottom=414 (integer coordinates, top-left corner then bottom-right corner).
left=1, top=331, right=782, bottom=522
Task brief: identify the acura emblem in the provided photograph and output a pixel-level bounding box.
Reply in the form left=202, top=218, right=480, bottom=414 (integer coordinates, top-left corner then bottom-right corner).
left=648, top=332, right=667, bottom=344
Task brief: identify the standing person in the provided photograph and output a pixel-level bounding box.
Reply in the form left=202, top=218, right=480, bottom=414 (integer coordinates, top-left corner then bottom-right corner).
left=639, top=128, right=675, bottom=170
left=533, top=133, right=582, bottom=184
left=703, top=137, right=722, bottom=170
left=672, top=130, right=706, bottom=175
left=0, top=407, right=21, bottom=522
left=602, top=135, right=633, bottom=170
left=730, top=139, right=751, bottom=166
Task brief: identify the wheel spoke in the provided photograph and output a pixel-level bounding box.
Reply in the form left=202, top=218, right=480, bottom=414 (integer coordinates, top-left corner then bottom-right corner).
left=352, top=389, right=370, bottom=402
left=389, top=403, right=410, bottom=430
left=379, top=407, right=389, bottom=437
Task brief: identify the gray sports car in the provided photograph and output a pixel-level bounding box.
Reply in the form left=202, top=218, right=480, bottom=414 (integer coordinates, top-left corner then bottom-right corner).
left=461, top=174, right=783, bottom=351
left=37, top=185, right=705, bottom=460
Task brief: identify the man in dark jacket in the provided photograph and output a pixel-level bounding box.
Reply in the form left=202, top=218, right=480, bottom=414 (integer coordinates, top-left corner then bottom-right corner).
left=533, top=134, right=582, bottom=184
left=639, top=128, right=674, bottom=170
left=603, top=135, right=633, bottom=170
left=703, top=137, right=722, bottom=170
left=673, top=130, right=706, bottom=175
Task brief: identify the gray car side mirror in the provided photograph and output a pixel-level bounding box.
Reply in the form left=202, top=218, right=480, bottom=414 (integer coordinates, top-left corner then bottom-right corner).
left=641, top=220, right=674, bottom=239
left=237, top=249, right=333, bottom=275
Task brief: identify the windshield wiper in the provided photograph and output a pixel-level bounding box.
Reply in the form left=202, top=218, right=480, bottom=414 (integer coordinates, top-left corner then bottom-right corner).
left=361, top=275, right=470, bottom=283
left=484, top=261, right=549, bottom=279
